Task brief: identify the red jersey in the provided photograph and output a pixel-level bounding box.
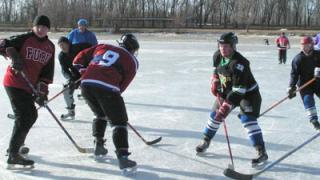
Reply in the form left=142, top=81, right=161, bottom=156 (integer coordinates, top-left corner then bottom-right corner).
left=2, top=32, right=55, bottom=94
left=73, top=44, right=138, bottom=93
left=276, top=36, right=290, bottom=50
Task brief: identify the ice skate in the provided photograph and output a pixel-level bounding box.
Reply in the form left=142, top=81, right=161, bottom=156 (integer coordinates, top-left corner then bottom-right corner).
left=116, top=150, right=137, bottom=176
left=310, top=119, right=320, bottom=130
left=93, top=138, right=108, bottom=160
left=118, top=156, right=137, bottom=175
left=7, top=153, right=34, bottom=170
left=252, top=145, right=268, bottom=168
left=60, top=106, right=75, bottom=121
left=196, top=136, right=211, bottom=154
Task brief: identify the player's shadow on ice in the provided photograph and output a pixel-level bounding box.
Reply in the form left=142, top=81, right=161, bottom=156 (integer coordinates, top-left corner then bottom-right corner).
left=138, top=164, right=224, bottom=180
left=270, top=162, right=320, bottom=176
left=17, top=155, right=193, bottom=180
left=126, top=102, right=287, bottom=119
left=17, top=155, right=129, bottom=179
left=132, top=125, right=293, bottom=151
left=17, top=169, right=96, bottom=180
left=61, top=119, right=92, bottom=124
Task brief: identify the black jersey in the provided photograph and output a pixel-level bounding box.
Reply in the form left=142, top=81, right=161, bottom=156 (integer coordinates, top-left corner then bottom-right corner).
left=213, top=50, right=259, bottom=105
left=58, top=43, right=91, bottom=80
left=289, top=50, right=320, bottom=88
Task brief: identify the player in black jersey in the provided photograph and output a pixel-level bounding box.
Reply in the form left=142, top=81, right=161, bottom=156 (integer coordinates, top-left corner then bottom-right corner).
left=196, top=32, right=268, bottom=167
left=288, top=36, right=320, bottom=130
left=57, top=36, right=91, bottom=120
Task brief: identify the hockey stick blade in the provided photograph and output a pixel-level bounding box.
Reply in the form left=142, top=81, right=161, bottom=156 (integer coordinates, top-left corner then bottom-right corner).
left=224, top=168, right=253, bottom=180
left=77, top=147, right=94, bottom=153
left=224, top=132, right=320, bottom=180
left=146, top=137, right=162, bottom=145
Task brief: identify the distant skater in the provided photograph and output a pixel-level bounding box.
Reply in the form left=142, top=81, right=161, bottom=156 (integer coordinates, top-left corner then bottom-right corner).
left=275, top=32, right=290, bottom=64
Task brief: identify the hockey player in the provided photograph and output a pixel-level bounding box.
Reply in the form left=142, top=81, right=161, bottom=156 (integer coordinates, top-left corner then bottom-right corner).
left=275, top=32, right=290, bottom=64
left=0, top=15, right=54, bottom=169
left=67, top=19, right=97, bottom=100
left=196, top=32, right=268, bottom=167
left=314, top=33, right=320, bottom=50
left=287, top=36, right=320, bottom=130
left=68, top=18, right=98, bottom=46
left=57, top=36, right=92, bottom=120
left=73, top=33, right=139, bottom=172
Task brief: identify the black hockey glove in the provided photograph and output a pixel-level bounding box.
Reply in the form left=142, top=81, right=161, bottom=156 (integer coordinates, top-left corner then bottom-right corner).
left=6, top=47, right=24, bottom=72
left=287, top=86, right=297, bottom=99
left=68, top=78, right=80, bottom=90
left=35, top=82, right=48, bottom=106
left=35, top=94, right=48, bottom=106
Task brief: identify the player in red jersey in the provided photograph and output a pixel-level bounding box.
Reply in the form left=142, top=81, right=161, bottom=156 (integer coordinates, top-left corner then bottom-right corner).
left=275, top=32, right=290, bottom=64
left=73, top=33, right=139, bottom=172
left=0, top=15, right=55, bottom=169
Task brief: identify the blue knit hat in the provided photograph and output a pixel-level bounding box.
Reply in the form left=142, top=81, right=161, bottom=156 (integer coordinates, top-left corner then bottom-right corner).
left=77, top=19, right=88, bottom=26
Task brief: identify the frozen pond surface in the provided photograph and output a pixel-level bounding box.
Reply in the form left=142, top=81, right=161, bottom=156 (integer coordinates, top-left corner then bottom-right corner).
left=0, top=32, right=319, bottom=180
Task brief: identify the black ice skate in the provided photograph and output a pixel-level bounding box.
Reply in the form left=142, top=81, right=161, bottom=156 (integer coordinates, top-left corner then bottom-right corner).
left=94, top=138, right=108, bottom=159
left=196, top=136, right=211, bottom=154
left=118, top=156, right=137, bottom=175
left=310, top=119, right=320, bottom=130
left=252, top=145, right=268, bottom=168
left=7, top=153, right=34, bottom=170
left=60, top=106, right=75, bottom=121
left=116, top=150, right=137, bottom=176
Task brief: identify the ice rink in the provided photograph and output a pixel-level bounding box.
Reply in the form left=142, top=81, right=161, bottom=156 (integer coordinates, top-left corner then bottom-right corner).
left=0, top=32, right=319, bottom=180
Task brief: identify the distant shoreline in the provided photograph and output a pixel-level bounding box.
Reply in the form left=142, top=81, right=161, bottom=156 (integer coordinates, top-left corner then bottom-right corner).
left=0, top=26, right=318, bottom=36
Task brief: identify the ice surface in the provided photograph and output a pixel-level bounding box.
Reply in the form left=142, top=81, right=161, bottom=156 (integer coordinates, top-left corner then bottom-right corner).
left=0, top=32, right=319, bottom=180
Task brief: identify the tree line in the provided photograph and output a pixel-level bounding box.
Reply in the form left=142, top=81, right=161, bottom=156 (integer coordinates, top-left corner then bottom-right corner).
left=1, top=0, right=320, bottom=30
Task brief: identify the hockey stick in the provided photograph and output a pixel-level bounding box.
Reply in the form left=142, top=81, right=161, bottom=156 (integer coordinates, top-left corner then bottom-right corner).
left=224, top=131, right=320, bottom=180
left=217, top=95, right=235, bottom=170
left=259, top=78, right=315, bottom=118
left=7, top=79, right=81, bottom=119
left=20, top=72, right=90, bottom=153
left=127, top=122, right=162, bottom=145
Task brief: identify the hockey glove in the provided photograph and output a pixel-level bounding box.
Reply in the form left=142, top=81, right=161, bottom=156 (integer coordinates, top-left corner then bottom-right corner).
left=287, top=86, right=297, bottom=99
left=314, top=67, right=320, bottom=78
left=68, top=79, right=80, bottom=90
left=6, top=47, right=24, bottom=72
left=210, top=74, right=222, bottom=96
left=35, top=94, right=48, bottom=106
left=35, top=82, right=48, bottom=106
left=214, top=100, right=233, bottom=122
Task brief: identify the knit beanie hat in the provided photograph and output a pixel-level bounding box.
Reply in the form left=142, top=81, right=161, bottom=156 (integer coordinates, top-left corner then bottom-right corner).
left=58, top=36, right=70, bottom=44
left=77, top=19, right=88, bottom=26
left=33, top=15, right=50, bottom=29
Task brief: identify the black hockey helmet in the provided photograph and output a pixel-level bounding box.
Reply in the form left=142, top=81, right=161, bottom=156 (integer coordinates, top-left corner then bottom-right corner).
left=217, top=32, right=238, bottom=45
left=118, top=33, right=140, bottom=54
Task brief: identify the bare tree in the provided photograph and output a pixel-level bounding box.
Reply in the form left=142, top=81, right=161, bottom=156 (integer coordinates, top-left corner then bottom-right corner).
left=292, top=0, right=303, bottom=26
left=305, top=0, right=316, bottom=27
left=1, top=0, right=320, bottom=30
